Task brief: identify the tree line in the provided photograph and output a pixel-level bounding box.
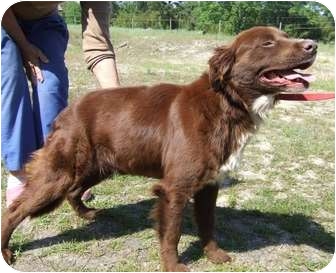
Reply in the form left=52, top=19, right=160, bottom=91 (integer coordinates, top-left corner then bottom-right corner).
left=61, top=1, right=334, bottom=42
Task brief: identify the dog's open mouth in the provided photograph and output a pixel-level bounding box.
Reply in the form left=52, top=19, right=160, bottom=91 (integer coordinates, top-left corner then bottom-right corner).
left=260, top=62, right=315, bottom=90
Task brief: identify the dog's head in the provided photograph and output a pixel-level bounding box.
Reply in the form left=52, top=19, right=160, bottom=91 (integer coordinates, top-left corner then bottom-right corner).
left=209, top=26, right=317, bottom=94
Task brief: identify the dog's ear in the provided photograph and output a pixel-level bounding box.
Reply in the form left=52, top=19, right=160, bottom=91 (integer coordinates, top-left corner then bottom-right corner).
left=208, top=45, right=235, bottom=92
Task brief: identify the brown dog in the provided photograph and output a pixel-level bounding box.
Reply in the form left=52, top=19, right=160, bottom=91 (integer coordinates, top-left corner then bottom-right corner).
left=2, top=26, right=317, bottom=271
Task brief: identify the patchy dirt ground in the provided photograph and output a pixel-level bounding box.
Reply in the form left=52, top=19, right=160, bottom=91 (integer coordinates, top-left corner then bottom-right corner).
left=2, top=26, right=334, bottom=272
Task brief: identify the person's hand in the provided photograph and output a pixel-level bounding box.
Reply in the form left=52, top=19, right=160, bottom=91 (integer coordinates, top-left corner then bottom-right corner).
left=20, top=42, right=49, bottom=85
left=1, top=7, right=49, bottom=85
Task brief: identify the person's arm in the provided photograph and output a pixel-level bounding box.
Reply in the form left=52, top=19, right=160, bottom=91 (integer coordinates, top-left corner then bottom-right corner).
left=2, top=7, right=49, bottom=83
left=91, top=57, right=120, bottom=89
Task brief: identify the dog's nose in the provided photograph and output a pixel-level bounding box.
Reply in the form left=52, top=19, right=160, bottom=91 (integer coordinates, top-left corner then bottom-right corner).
left=302, top=39, right=318, bottom=53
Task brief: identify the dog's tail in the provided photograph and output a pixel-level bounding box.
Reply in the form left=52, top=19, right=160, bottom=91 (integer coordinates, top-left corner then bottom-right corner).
left=2, top=145, right=72, bottom=258
left=149, top=182, right=169, bottom=226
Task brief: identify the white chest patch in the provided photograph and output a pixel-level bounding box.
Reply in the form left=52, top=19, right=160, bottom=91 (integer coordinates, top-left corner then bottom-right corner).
left=218, top=132, right=252, bottom=177
left=252, top=94, right=275, bottom=121
left=212, top=95, right=275, bottom=183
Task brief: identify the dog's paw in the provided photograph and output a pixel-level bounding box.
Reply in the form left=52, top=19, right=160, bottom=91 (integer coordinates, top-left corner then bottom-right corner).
left=170, top=263, right=190, bottom=272
left=80, top=208, right=103, bottom=221
left=205, top=247, right=232, bottom=264
left=2, top=248, right=13, bottom=264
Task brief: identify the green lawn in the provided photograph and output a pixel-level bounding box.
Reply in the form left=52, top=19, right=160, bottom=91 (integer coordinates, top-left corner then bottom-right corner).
left=2, top=26, right=335, bottom=271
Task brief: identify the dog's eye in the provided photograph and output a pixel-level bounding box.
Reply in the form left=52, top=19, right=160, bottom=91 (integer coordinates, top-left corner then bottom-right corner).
left=262, top=41, right=275, bottom=47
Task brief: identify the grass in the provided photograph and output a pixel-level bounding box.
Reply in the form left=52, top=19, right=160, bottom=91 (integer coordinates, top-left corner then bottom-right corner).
left=2, top=26, right=335, bottom=271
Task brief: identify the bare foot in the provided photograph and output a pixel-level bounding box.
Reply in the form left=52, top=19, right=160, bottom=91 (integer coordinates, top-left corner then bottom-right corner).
left=81, top=189, right=93, bottom=202
left=168, top=263, right=190, bottom=272
left=205, top=247, right=232, bottom=264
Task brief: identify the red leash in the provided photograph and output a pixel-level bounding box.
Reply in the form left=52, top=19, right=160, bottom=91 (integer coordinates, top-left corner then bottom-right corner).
left=277, top=92, right=335, bottom=101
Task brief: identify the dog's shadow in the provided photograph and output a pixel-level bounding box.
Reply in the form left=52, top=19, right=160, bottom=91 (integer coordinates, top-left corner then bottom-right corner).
left=16, top=197, right=334, bottom=263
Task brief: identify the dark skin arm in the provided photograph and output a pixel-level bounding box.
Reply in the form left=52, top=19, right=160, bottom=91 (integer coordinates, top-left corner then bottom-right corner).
left=2, top=7, right=49, bottom=84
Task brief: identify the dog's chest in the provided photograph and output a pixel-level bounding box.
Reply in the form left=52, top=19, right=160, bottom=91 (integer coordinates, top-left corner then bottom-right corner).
left=219, top=132, right=251, bottom=174
left=205, top=131, right=252, bottom=185
left=210, top=95, right=274, bottom=183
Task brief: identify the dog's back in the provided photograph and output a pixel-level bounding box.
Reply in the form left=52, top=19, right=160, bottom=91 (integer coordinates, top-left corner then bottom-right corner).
left=43, top=74, right=214, bottom=180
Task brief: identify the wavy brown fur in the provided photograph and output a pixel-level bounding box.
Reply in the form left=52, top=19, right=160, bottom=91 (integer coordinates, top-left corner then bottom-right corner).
left=2, top=27, right=317, bottom=271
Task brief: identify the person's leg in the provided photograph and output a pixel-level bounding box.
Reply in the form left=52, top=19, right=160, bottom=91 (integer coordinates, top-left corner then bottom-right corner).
left=21, top=13, right=69, bottom=145
left=23, top=14, right=94, bottom=202
left=1, top=27, right=38, bottom=206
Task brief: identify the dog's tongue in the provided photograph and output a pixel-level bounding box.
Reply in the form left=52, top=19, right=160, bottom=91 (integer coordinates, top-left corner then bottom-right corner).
left=282, top=70, right=315, bottom=83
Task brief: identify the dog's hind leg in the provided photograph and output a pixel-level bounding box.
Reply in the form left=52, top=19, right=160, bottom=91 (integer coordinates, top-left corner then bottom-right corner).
left=66, top=179, right=103, bottom=221
left=193, top=183, right=231, bottom=264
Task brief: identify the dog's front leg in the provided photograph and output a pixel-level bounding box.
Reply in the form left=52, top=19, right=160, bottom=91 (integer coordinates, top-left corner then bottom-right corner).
left=152, top=182, right=190, bottom=272
left=194, top=184, right=232, bottom=264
